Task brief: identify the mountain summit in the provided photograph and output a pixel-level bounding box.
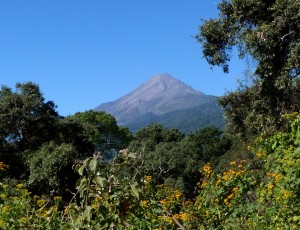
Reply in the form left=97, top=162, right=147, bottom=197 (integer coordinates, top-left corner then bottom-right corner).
left=95, top=74, right=224, bottom=132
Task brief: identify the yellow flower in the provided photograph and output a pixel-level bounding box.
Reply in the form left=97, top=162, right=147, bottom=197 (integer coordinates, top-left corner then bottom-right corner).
left=275, top=174, right=283, bottom=183
left=42, top=210, right=51, bottom=218
left=283, top=190, right=291, bottom=199
left=224, top=198, right=231, bottom=207
left=37, top=199, right=47, bottom=207
left=232, top=187, right=238, bottom=193
left=159, top=199, right=168, bottom=205
left=180, top=213, right=190, bottom=221
left=267, top=184, right=274, bottom=190
left=216, top=179, right=222, bottom=185
left=236, top=169, right=246, bottom=176
left=94, top=195, right=103, bottom=203
left=267, top=172, right=277, bottom=177
left=203, top=163, right=212, bottom=176
left=144, top=176, right=152, bottom=183
left=201, top=180, right=207, bottom=188
left=230, top=161, right=237, bottom=165
left=173, top=213, right=180, bottom=219
left=141, top=200, right=148, bottom=207
left=224, top=192, right=235, bottom=207
left=205, top=210, right=210, bottom=217
left=174, top=190, right=183, bottom=199
left=227, top=193, right=234, bottom=199
left=256, top=151, right=264, bottom=158
left=184, top=200, right=193, bottom=207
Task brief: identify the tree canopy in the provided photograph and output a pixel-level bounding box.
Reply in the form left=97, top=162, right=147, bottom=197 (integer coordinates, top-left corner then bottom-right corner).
left=0, top=83, right=94, bottom=195
left=0, top=82, right=61, bottom=177
left=70, top=110, right=133, bottom=152
left=196, top=0, right=300, bottom=136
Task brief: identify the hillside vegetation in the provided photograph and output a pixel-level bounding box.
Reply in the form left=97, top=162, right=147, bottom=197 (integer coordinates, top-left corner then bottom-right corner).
left=1, top=0, right=300, bottom=229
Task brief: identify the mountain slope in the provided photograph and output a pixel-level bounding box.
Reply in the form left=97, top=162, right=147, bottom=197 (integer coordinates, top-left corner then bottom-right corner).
left=95, top=74, right=225, bottom=133
left=126, top=101, right=225, bottom=133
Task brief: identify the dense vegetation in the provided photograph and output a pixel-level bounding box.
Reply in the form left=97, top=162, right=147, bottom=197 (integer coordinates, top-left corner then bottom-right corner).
left=127, top=101, right=225, bottom=134
left=1, top=0, right=300, bottom=229
left=197, top=0, right=300, bottom=137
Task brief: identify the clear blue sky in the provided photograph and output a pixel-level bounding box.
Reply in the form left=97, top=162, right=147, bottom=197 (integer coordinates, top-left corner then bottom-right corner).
left=0, top=0, right=247, bottom=116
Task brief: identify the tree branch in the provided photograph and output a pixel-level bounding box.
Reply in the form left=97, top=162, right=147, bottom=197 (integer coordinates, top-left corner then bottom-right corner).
left=280, top=31, right=295, bottom=41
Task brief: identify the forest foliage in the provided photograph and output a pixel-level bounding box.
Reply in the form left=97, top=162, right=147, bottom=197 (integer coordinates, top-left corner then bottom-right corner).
left=1, top=0, right=300, bottom=229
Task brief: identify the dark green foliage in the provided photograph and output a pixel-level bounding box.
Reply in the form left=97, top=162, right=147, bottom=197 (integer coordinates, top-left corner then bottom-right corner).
left=0, top=83, right=95, bottom=196
left=0, top=82, right=60, bottom=177
left=130, top=123, right=184, bottom=152
left=57, top=118, right=94, bottom=155
left=70, top=110, right=133, bottom=152
left=28, top=142, right=80, bottom=195
left=126, top=100, right=225, bottom=134
left=186, top=126, right=232, bottom=166
left=216, top=137, right=254, bottom=172
left=196, top=0, right=300, bottom=136
left=128, top=124, right=231, bottom=194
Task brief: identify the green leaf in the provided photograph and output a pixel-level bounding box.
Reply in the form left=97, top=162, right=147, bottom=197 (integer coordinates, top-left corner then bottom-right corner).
left=292, top=216, right=300, bottom=222
left=77, top=165, right=85, bottom=176
left=127, top=152, right=136, bottom=159
left=130, top=182, right=141, bottom=199
left=95, top=176, right=106, bottom=187
left=90, top=158, right=98, bottom=174
left=84, top=206, right=92, bottom=222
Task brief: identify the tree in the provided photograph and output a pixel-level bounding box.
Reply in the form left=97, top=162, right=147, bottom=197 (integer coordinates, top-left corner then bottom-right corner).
left=28, top=142, right=80, bottom=195
left=196, top=0, right=300, bottom=136
left=186, top=126, right=231, bottom=166
left=128, top=125, right=230, bottom=195
left=0, top=82, right=60, bottom=176
left=129, top=123, right=184, bottom=152
left=70, top=110, right=133, bottom=152
left=142, top=141, right=199, bottom=193
left=0, top=82, right=95, bottom=196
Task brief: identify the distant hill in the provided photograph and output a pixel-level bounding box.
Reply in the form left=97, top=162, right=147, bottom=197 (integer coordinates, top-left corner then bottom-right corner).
left=95, top=74, right=225, bottom=133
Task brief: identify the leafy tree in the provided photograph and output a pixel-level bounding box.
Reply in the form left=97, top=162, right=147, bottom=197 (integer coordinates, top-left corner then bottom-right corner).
left=0, top=82, right=60, bottom=177
left=0, top=82, right=95, bottom=196
left=129, top=123, right=184, bottom=152
left=143, top=141, right=201, bottom=194
left=186, top=126, right=231, bottom=166
left=196, top=0, right=300, bottom=136
left=57, top=118, right=94, bottom=154
left=27, top=142, right=80, bottom=195
left=128, top=125, right=230, bottom=194
left=70, top=110, right=133, bottom=152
